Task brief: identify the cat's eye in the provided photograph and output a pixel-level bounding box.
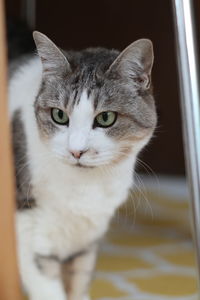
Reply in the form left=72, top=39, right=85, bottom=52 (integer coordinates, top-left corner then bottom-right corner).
left=94, top=111, right=117, bottom=128
left=51, top=108, right=69, bottom=125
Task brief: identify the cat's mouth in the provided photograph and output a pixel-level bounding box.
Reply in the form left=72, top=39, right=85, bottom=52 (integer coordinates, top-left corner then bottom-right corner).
left=74, top=162, right=95, bottom=169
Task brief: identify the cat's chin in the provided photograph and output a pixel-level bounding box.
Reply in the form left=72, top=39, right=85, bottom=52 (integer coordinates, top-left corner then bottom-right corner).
left=64, top=156, right=115, bottom=168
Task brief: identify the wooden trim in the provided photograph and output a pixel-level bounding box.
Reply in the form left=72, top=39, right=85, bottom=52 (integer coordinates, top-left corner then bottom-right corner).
left=0, top=0, right=23, bottom=299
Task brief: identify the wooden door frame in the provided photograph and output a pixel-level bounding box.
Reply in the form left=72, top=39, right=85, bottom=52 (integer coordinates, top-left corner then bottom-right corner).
left=0, top=0, right=23, bottom=299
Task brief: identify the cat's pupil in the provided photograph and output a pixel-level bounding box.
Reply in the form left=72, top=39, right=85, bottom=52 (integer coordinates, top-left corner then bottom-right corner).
left=102, top=112, right=108, bottom=122
left=58, top=110, right=63, bottom=119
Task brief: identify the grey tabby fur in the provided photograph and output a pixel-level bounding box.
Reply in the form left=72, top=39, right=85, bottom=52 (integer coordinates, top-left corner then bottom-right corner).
left=12, top=110, right=35, bottom=209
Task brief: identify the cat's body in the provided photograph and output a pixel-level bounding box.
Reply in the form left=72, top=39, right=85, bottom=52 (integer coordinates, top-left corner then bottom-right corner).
left=9, top=32, right=156, bottom=300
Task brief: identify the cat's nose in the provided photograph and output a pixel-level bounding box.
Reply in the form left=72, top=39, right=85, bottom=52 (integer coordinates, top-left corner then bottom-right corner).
left=70, top=150, right=87, bottom=159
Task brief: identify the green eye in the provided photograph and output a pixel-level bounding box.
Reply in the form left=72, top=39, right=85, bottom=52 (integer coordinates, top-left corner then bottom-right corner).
left=94, top=111, right=117, bottom=128
left=51, top=108, right=69, bottom=125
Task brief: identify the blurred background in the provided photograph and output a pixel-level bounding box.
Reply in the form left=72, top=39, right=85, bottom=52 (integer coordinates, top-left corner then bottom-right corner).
left=6, top=0, right=185, bottom=176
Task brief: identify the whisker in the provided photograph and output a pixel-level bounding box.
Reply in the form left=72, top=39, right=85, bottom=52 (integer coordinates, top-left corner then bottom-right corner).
left=137, top=158, right=159, bottom=181
left=132, top=172, right=154, bottom=219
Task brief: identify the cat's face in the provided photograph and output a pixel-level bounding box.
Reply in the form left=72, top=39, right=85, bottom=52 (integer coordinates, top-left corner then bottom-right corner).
left=34, top=32, right=157, bottom=168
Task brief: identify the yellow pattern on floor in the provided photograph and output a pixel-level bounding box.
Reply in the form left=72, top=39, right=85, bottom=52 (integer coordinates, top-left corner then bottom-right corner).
left=90, top=178, right=198, bottom=300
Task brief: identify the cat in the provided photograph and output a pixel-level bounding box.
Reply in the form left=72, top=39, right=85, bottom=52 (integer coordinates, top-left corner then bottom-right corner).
left=9, top=31, right=157, bottom=300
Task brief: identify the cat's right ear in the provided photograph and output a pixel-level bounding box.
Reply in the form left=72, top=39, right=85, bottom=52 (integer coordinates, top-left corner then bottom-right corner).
left=33, top=31, right=71, bottom=76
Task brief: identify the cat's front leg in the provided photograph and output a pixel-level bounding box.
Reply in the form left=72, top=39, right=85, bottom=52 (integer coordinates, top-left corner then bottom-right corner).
left=16, top=215, right=67, bottom=300
left=61, top=245, right=97, bottom=300
left=19, top=251, right=67, bottom=300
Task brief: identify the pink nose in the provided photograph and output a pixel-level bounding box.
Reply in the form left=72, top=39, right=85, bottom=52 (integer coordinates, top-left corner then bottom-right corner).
left=70, top=150, right=86, bottom=159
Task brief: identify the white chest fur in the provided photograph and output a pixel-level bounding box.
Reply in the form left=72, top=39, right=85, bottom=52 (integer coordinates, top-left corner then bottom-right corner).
left=34, top=155, right=132, bottom=256
left=17, top=145, right=135, bottom=259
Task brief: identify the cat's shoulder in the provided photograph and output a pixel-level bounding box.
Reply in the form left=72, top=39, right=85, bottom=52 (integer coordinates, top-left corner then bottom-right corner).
left=9, top=54, right=41, bottom=80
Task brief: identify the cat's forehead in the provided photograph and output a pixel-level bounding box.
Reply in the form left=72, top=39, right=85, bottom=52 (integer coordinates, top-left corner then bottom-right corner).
left=39, top=77, right=102, bottom=112
left=66, top=72, right=103, bottom=111
left=38, top=49, right=124, bottom=110
left=70, top=89, right=94, bottom=119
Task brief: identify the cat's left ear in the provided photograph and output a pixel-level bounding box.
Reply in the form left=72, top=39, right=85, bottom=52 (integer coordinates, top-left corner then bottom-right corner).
left=107, top=39, right=154, bottom=89
left=33, top=31, right=71, bottom=76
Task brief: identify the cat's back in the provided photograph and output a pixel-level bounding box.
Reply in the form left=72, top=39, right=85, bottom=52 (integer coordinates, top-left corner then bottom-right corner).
left=9, top=55, right=42, bottom=117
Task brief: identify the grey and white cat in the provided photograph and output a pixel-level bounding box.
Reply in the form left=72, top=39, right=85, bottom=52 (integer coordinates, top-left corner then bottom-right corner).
left=9, top=32, right=156, bottom=300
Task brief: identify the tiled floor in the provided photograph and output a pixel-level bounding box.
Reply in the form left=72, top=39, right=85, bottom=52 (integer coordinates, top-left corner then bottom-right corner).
left=90, top=176, right=198, bottom=299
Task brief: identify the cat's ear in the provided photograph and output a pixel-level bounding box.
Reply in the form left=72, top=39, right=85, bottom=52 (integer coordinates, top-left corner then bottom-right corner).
left=107, top=39, right=154, bottom=89
left=33, top=31, right=71, bottom=76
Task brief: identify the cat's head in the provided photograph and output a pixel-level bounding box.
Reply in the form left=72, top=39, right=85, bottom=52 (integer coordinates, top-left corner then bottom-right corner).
left=33, top=31, right=156, bottom=168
